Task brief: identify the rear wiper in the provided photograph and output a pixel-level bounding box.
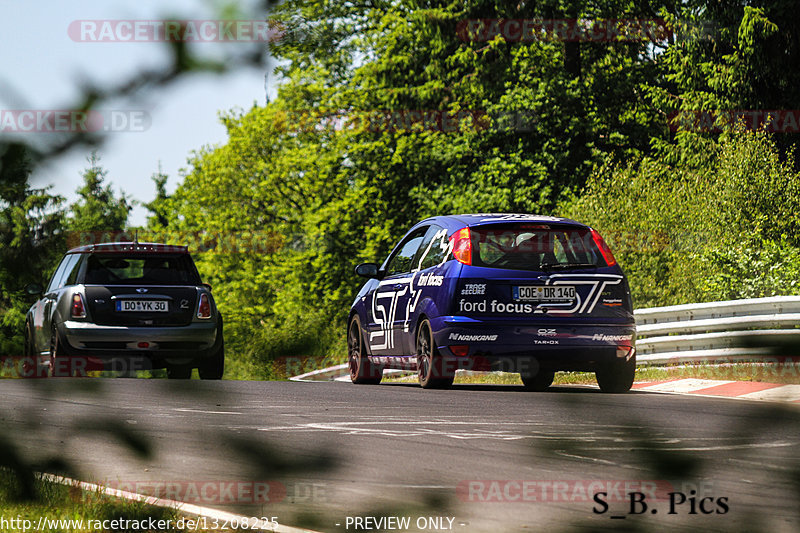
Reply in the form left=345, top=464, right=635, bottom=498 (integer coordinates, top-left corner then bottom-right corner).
left=540, top=262, right=598, bottom=271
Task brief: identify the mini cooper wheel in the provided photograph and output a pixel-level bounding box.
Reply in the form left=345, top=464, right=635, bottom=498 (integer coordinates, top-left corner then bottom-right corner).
left=198, top=344, right=224, bottom=380
left=417, top=319, right=454, bottom=389
left=22, top=323, right=43, bottom=378
left=48, top=328, right=76, bottom=377
left=521, top=370, right=554, bottom=392
left=199, top=326, right=225, bottom=380
left=595, top=353, right=636, bottom=393
left=348, top=316, right=382, bottom=384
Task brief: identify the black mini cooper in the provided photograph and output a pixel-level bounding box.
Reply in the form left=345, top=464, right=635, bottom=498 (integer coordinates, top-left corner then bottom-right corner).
left=24, top=242, right=223, bottom=379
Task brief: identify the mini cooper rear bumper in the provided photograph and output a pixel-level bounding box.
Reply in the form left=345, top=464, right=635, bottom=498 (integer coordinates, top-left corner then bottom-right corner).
left=55, top=319, right=220, bottom=368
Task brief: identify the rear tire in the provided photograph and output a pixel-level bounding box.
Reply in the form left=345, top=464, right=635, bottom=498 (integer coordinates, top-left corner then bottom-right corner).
left=348, top=316, right=382, bottom=384
left=596, top=353, right=636, bottom=393
left=520, top=370, right=554, bottom=391
left=48, top=327, right=76, bottom=378
left=417, top=320, right=454, bottom=389
left=199, top=332, right=225, bottom=380
left=23, top=323, right=43, bottom=378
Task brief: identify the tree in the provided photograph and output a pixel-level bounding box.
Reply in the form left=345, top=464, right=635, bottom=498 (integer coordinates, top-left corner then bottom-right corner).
left=66, top=153, right=131, bottom=233
left=144, top=164, right=171, bottom=231
left=0, top=144, right=65, bottom=355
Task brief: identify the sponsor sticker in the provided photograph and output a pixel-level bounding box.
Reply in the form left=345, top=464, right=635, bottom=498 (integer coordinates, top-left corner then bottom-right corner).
left=449, top=333, right=498, bottom=342
left=418, top=272, right=444, bottom=286
left=461, top=283, right=487, bottom=295
left=591, top=333, right=633, bottom=342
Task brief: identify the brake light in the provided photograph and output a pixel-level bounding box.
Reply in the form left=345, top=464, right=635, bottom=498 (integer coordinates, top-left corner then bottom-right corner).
left=590, top=229, right=617, bottom=266
left=71, top=293, right=86, bottom=318
left=197, top=293, right=212, bottom=319
left=450, top=227, right=472, bottom=265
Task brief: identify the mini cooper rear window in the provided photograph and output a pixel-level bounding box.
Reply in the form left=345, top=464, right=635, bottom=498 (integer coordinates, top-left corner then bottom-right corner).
left=471, top=224, right=603, bottom=271
left=84, top=254, right=201, bottom=285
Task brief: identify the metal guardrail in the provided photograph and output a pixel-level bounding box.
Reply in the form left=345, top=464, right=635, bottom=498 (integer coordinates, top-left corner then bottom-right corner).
left=635, top=296, right=800, bottom=364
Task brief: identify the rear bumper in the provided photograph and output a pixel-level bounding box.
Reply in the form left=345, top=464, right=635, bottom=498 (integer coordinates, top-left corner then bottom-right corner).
left=431, top=315, right=636, bottom=372
left=57, top=319, right=219, bottom=365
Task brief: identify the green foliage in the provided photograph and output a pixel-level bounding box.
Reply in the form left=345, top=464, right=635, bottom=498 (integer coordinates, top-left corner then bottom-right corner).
left=65, top=153, right=131, bottom=233
left=699, top=239, right=800, bottom=300
left=0, top=144, right=65, bottom=356
left=154, top=0, right=800, bottom=376
left=143, top=166, right=171, bottom=231
left=560, top=129, right=800, bottom=307
left=4, top=1, right=800, bottom=376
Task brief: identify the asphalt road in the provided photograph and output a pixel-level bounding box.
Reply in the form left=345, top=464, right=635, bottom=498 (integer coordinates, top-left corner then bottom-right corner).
left=1, top=379, right=799, bottom=532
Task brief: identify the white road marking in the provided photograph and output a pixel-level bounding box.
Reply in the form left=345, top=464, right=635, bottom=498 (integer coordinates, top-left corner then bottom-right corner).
left=40, top=473, right=318, bottom=533
left=635, top=379, right=735, bottom=393
left=739, top=384, right=800, bottom=402
left=253, top=419, right=767, bottom=444
left=173, top=408, right=242, bottom=415
left=585, top=441, right=794, bottom=452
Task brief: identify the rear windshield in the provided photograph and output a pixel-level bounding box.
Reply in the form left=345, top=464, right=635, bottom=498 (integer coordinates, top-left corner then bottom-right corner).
left=471, top=224, right=604, bottom=271
left=83, top=254, right=201, bottom=285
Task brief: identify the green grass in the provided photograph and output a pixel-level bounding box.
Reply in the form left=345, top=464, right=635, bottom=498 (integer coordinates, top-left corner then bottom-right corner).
left=0, top=469, right=237, bottom=532
left=385, top=362, right=800, bottom=386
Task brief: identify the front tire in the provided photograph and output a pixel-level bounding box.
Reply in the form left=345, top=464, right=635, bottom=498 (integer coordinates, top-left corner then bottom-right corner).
left=348, top=316, right=382, bottom=384
left=417, top=319, right=454, bottom=389
left=595, top=353, right=636, bottom=393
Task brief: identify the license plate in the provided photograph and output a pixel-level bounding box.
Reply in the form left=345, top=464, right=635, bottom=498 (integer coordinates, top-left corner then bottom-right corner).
left=115, top=300, right=168, bottom=312
left=513, top=285, right=575, bottom=302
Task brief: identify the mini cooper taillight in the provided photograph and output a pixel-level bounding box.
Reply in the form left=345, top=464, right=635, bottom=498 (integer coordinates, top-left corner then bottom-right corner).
left=71, top=293, right=86, bottom=318
left=450, top=227, right=472, bottom=265
left=590, top=228, right=617, bottom=266
left=197, top=293, right=212, bottom=319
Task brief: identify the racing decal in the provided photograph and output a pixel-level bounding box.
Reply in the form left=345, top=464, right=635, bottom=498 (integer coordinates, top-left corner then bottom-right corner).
left=418, top=228, right=452, bottom=269
left=403, top=229, right=451, bottom=331
left=455, top=275, right=624, bottom=316
left=591, top=333, right=633, bottom=342
left=534, top=274, right=624, bottom=315
left=491, top=301, right=536, bottom=313
left=461, top=283, right=486, bottom=295
left=449, top=333, right=498, bottom=342
left=369, top=229, right=451, bottom=351
left=476, top=213, right=564, bottom=222
left=369, top=279, right=409, bottom=350
left=458, top=299, right=486, bottom=312
left=418, top=273, right=444, bottom=286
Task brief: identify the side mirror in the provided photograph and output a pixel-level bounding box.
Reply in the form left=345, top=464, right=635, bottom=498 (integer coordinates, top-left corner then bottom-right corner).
left=202, top=283, right=213, bottom=292
left=355, top=263, right=380, bottom=279
left=25, top=283, right=43, bottom=296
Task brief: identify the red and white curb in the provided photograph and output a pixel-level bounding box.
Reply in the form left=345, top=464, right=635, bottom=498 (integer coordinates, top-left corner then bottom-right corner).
left=632, top=379, right=800, bottom=403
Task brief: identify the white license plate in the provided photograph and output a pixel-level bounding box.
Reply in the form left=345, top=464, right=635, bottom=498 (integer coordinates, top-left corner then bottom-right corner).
left=116, top=300, right=168, bottom=312
left=513, top=285, right=576, bottom=302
